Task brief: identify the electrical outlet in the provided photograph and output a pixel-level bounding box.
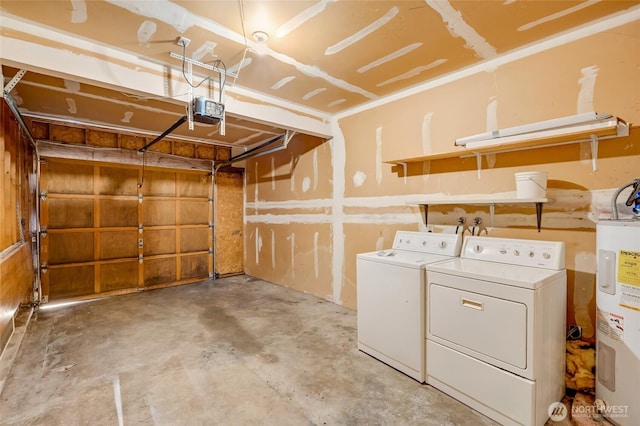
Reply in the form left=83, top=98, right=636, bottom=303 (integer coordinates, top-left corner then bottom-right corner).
left=175, top=36, right=191, bottom=47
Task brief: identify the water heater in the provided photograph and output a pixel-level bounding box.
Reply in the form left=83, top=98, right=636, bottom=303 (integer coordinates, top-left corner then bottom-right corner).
left=595, top=220, right=640, bottom=426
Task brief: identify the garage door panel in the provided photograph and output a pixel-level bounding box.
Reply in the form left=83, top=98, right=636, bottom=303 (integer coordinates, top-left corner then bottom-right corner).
left=178, top=173, right=210, bottom=198
left=41, top=159, right=234, bottom=301
left=101, top=262, right=138, bottom=291
left=100, top=231, right=138, bottom=260
left=47, top=162, right=94, bottom=194
left=181, top=254, right=209, bottom=280
left=144, top=229, right=176, bottom=255
left=49, top=265, right=94, bottom=299
left=180, top=201, right=209, bottom=225
left=48, top=232, right=94, bottom=264
left=143, top=200, right=176, bottom=226
left=98, top=166, right=138, bottom=195
left=144, top=258, right=176, bottom=286
left=142, top=170, right=176, bottom=197
left=48, top=198, right=94, bottom=228
left=100, top=199, right=138, bottom=227
left=180, top=228, right=209, bottom=252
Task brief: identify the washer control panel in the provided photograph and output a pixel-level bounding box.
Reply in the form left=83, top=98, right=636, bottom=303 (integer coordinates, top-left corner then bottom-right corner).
left=462, top=236, right=565, bottom=270
left=392, top=231, right=462, bottom=257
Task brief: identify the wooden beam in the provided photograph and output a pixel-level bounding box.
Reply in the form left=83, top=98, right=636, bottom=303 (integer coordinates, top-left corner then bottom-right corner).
left=37, top=141, right=213, bottom=172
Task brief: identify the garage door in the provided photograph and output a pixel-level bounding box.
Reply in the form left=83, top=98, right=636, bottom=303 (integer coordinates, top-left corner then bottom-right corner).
left=39, top=158, right=215, bottom=301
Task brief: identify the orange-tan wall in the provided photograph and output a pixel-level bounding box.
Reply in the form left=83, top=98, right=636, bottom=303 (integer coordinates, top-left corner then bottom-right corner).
left=244, top=21, right=640, bottom=342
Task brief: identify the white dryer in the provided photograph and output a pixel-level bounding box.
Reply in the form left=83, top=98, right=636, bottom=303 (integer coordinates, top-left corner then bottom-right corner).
left=425, top=236, right=566, bottom=426
left=356, top=231, right=462, bottom=383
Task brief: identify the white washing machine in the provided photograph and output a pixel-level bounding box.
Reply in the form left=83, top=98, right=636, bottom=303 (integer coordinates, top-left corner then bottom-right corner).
left=356, top=231, right=462, bottom=383
left=425, top=236, right=566, bottom=426
left=596, top=220, right=640, bottom=426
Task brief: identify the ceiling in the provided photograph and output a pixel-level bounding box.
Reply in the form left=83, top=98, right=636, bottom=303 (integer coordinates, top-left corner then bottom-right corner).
left=2, top=0, right=639, bottom=149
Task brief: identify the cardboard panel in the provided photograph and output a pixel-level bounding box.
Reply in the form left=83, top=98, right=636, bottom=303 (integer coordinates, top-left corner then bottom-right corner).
left=97, top=166, right=138, bottom=195
left=180, top=253, right=209, bottom=280
left=144, top=257, right=176, bottom=286
left=100, top=230, right=138, bottom=260
left=180, top=227, right=209, bottom=253
left=48, top=198, right=94, bottom=228
left=48, top=232, right=94, bottom=264
left=99, top=199, right=138, bottom=227
left=49, top=265, right=94, bottom=299
left=143, top=200, right=176, bottom=226
left=143, top=229, right=176, bottom=256
left=46, top=161, right=94, bottom=194
left=100, top=261, right=138, bottom=291
left=179, top=200, right=209, bottom=225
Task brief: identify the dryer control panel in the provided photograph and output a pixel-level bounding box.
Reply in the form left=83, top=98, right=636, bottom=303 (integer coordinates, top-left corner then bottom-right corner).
left=462, top=236, right=565, bottom=270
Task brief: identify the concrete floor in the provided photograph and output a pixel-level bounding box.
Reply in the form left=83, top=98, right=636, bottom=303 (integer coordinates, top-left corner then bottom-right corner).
left=0, top=275, right=499, bottom=425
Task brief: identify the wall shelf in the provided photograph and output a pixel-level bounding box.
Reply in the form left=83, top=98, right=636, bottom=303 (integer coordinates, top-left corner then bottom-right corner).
left=385, top=114, right=629, bottom=174
left=407, top=195, right=551, bottom=232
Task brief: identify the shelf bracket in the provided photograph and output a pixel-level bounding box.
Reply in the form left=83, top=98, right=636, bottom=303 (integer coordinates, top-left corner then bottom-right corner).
left=590, top=133, right=598, bottom=172
left=399, top=162, right=408, bottom=184
left=421, top=204, right=429, bottom=226
left=536, top=202, right=543, bottom=232
left=475, top=153, right=482, bottom=179
left=489, top=203, right=495, bottom=228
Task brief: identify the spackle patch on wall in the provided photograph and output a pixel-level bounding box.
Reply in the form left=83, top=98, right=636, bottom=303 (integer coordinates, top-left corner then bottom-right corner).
left=358, top=43, right=422, bottom=74
left=427, top=0, right=497, bottom=59
left=271, top=229, right=276, bottom=269
left=577, top=65, right=598, bottom=114
left=353, top=171, right=367, bottom=187
left=325, top=6, right=399, bottom=56
left=272, top=76, right=295, bottom=90
left=64, top=80, right=81, bottom=93
left=486, top=97, right=498, bottom=132
left=289, top=232, right=295, bottom=278
left=137, top=21, right=157, bottom=44
left=121, top=111, right=134, bottom=123
left=376, top=127, right=383, bottom=184
left=314, top=231, right=319, bottom=279
left=70, top=0, right=87, bottom=24
left=422, top=112, right=433, bottom=154
left=66, top=98, right=77, bottom=114
left=302, top=177, right=311, bottom=193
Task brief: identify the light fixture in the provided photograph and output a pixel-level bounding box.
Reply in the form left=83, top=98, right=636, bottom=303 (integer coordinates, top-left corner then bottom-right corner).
left=252, top=30, right=269, bottom=55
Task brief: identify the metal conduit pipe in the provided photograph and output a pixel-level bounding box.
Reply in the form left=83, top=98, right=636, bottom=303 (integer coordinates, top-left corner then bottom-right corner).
left=611, top=178, right=640, bottom=220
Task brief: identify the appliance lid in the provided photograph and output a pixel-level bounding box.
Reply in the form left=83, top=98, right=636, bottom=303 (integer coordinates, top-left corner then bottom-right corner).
left=425, top=257, right=565, bottom=289
left=357, top=250, right=453, bottom=269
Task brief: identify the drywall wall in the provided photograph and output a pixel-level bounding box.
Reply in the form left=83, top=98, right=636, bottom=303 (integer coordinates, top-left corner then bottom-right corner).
left=243, top=20, right=640, bottom=341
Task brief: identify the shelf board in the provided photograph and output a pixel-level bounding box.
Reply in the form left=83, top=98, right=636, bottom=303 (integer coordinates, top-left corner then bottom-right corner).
left=384, top=150, right=464, bottom=164
left=406, top=196, right=550, bottom=206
